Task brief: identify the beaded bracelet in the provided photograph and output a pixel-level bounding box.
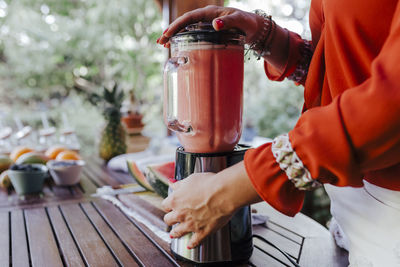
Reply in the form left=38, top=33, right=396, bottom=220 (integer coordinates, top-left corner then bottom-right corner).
left=250, top=9, right=276, bottom=60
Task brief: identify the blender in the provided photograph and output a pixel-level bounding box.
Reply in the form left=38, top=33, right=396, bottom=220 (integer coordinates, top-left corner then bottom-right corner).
left=164, top=23, right=253, bottom=265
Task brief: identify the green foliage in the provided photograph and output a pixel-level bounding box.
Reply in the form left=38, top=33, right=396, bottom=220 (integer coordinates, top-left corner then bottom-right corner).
left=242, top=58, right=303, bottom=138
left=0, top=0, right=164, bottom=155
left=0, top=0, right=163, bottom=106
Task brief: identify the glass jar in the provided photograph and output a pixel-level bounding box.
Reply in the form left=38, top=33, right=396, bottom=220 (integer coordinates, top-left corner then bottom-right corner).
left=164, top=23, right=245, bottom=153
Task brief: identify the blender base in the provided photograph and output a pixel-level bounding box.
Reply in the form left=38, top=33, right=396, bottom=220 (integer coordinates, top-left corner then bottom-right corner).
left=171, top=248, right=251, bottom=266
left=170, top=145, right=253, bottom=265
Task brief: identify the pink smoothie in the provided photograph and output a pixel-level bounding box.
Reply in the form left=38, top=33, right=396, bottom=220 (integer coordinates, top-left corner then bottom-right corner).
left=165, top=44, right=244, bottom=153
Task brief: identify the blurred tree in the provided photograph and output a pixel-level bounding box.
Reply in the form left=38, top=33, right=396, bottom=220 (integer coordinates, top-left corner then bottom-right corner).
left=0, top=0, right=165, bottom=152
left=226, top=0, right=310, bottom=139
left=0, top=0, right=163, bottom=108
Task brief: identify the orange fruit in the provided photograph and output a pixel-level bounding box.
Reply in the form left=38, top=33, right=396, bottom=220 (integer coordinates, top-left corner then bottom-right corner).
left=45, top=145, right=67, bottom=160
left=10, top=146, right=34, bottom=162
left=56, top=150, right=81, bottom=161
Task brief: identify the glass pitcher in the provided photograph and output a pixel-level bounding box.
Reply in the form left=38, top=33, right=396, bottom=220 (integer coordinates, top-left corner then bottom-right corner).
left=164, top=23, right=245, bottom=153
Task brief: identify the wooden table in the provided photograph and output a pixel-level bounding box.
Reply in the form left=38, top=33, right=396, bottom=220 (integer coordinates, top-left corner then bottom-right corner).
left=0, top=159, right=349, bottom=267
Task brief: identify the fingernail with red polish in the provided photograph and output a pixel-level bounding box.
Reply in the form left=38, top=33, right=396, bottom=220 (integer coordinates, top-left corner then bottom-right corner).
left=163, top=28, right=169, bottom=34
left=214, top=19, right=224, bottom=30
left=170, top=234, right=174, bottom=239
left=187, top=246, right=191, bottom=250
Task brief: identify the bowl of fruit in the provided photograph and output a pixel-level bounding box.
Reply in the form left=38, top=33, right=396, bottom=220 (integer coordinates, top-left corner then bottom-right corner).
left=47, top=160, right=85, bottom=186
left=8, top=164, right=49, bottom=195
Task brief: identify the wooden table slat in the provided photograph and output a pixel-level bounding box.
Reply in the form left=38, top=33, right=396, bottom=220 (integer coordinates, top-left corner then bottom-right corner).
left=60, top=203, right=119, bottom=266
left=118, top=193, right=169, bottom=232
left=50, top=181, right=73, bottom=197
left=86, top=158, right=134, bottom=185
left=249, top=245, right=289, bottom=267
left=25, top=208, right=63, bottom=267
left=70, top=183, right=85, bottom=196
left=299, top=236, right=349, bottom=267
left=0, top=189, right=10, bottom=205
left=42, top=183, right=55, bottom=198
left=253, top=202, right=349, bottom=266
left=11, top=210, right=30, bottom=267
left=68, top=185, right=84, bottom=197
left=78, top=173, right=99, bottom=194
left=47, top=206, right=85, bottom=267
left=81, top=202, right=140, bottom=267
left=253, top=236, right=297, bottom=266
left=94, top=199, right=178, bottom=267
left=266, top=220, right=304, bottom=244
left=85, top=162, right=120, bottom=187
left=106, top=167, right=135, bottom=185
left=0, top=212, right=10, bottom=266
left=82, top=169, right=106, bottom=187
left=253, top=224, right=301, bottom=259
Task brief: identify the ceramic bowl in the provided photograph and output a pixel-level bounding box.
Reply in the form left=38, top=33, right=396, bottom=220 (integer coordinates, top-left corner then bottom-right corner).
left=8, top=164, right=48, bottom=195
left=47, top=160, right=85, bottom=186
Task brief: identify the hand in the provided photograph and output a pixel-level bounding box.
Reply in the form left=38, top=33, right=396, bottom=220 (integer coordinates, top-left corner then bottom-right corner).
left=157, top=5, right=265, bottom=47
left=161, top=161, right=262, bottom=249
left=162, top=172, right=234, bottom=249
left=157, top=5, right=290, bottom=71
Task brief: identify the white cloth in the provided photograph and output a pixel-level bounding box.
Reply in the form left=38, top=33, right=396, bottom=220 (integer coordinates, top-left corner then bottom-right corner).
left=98, top=193, right=172, bottom=243
left=325, top=181, right=400, bottom=267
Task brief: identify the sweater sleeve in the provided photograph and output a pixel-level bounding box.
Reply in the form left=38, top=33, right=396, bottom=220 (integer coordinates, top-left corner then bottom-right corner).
left=264, top=31, right=309, bottom=84
left=244, top=143, right=305, bottom=217
left=244, top=1, right=400, bottom=216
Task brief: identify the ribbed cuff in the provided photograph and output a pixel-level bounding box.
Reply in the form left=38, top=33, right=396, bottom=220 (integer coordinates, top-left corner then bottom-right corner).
left=244, top=143, right=305, bottom=217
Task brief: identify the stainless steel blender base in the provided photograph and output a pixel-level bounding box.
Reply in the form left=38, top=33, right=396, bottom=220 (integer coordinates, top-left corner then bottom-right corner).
left=170, top=145, right=253, bottom=264
left=170, top=225, right=232, bottom=264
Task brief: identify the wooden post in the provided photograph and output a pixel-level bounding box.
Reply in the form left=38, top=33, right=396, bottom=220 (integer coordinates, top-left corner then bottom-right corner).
left=156, top=0, right=224, bottom=26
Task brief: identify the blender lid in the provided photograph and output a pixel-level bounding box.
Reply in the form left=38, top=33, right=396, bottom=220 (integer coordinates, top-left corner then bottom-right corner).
left=172, top=22, right=245, bottom=45
left=183, top=22, right=245, bottom=35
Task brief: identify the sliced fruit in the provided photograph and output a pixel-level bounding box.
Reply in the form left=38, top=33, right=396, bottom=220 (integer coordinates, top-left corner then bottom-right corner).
left=15, top=152, right=49, bottom=165
left=56, top=150, right=81, bottom=161
left=0, top=170, right=11, bottom=189
left=126, top=161, right=154, bottom=192
left=151, top=161, right=175, bottom=181
left=0, top=154, right=12, bottom=172
left=10, top=146, right=34, bottom=162
left=146, top=161, right=175, bottom=198
left=45, top=145, right=67, bottom=160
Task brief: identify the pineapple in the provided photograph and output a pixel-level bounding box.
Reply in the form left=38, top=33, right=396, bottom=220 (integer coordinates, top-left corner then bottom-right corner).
left=98, top=85, right=127, bottom=161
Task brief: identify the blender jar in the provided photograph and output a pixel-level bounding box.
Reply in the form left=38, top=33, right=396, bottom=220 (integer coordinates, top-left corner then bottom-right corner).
left=164, top=23, right=245, bottom=153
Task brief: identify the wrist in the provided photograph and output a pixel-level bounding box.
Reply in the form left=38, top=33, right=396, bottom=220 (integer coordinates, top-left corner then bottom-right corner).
left=210, top=161, right=262, bottom=215
left=208, top=172, right=237, bottom=216
left=250, top=10, right=273, bottom=58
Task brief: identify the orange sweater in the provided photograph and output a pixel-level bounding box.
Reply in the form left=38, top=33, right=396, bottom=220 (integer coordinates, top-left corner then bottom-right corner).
left=244, top=0, right=400, bottom=216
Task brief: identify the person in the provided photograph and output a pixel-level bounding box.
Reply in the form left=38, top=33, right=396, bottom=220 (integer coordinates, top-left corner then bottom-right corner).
left=157, top=1, right=400, bottom=266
